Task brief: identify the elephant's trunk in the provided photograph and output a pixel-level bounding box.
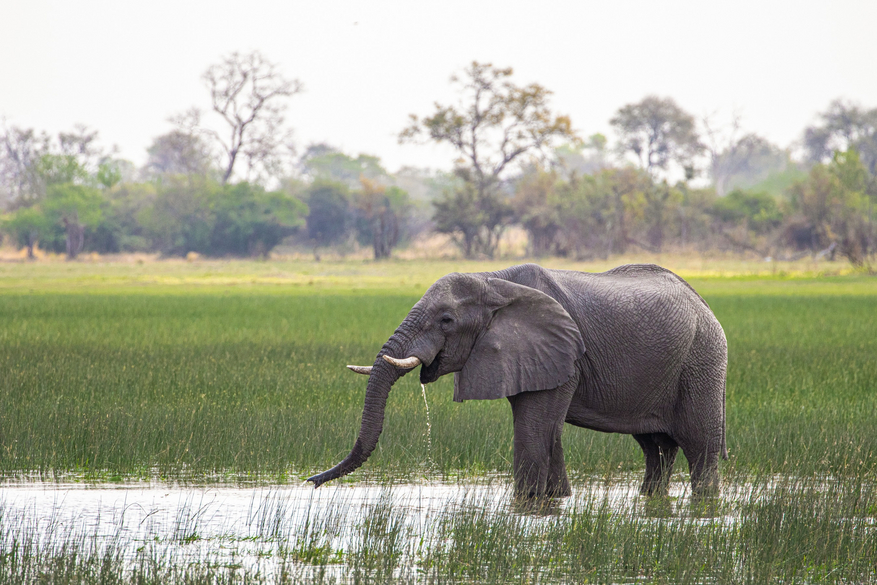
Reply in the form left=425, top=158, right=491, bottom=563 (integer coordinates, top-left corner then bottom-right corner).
left=307, top=331, right=414, bottom=487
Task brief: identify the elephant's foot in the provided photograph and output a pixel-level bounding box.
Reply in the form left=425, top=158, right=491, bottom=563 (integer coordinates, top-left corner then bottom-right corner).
left=512, top=494, right=562, bottom=515
left=546, top=461, right=571, bottom=498
left=690, top=477, right=720, bottom=499
left=639, top=479, right=671, bottom=497
left=512, top=464, right=571, bottom=499
left=512, top=467, right=571, bottom=499
left=513, top=480, right=571, bottom=500
left=546, top=483, right=572, bottom=498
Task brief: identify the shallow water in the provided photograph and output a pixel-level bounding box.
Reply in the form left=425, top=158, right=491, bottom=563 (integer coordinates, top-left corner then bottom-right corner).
left=0, top=476, right=756, bottom=581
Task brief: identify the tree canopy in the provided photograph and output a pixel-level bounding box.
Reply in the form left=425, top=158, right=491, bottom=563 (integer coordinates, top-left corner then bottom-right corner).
left=401, top=61, right=577, bottom=258
left=1, top=58, right=875, bottom=268
left=611, top=96, right=703, bottom=178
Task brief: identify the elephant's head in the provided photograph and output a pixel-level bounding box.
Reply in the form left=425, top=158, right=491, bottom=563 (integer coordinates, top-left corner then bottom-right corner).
left=306, top=272, right=585, bottom=487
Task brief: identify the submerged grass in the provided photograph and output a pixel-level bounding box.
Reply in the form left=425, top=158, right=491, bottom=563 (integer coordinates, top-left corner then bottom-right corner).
left=0, top=476, right=875, bottom=584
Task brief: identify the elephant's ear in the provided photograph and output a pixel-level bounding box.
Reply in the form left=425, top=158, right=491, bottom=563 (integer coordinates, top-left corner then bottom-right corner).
left=454, top=278, right=585, bottom=402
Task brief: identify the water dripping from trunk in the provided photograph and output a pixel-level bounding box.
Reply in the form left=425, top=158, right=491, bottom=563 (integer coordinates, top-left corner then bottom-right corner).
left=421, top=383, right=436, bottom=475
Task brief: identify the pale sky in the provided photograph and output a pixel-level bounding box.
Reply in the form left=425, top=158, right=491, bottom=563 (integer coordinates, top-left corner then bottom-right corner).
left=2, top=0, right=875, bottom=174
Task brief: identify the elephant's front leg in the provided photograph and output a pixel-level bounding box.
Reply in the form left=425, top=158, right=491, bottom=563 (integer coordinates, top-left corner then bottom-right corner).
left=507, top=377, right=577, bottom=498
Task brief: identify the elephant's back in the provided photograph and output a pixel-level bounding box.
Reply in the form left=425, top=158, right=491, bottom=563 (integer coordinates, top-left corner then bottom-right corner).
left=576, top=268, right=700, bottom=348
left=557, top=266, right=704, bottom=421
left=602, top=264, right=710, bottom=308
left=550, top=264, right=704, bottom=320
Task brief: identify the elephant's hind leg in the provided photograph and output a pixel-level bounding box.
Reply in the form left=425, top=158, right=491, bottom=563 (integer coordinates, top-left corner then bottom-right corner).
left=680, top=441, right=721, bottom=497
left=507, top=377, right=576, bottom=498
left=674, top=314, right=726, bottom=498
left=634, top=433, right=679, bottom=496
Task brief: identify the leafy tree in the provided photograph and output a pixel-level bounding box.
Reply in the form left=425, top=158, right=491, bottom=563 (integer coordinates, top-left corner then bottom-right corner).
left=611, top=96, right=703, bottom=178
left=41, top=183, right=104, bottom=258
left=712, top=189, right=782, bottom=234
left=0, top=124, right=139, bottom=257
left=512, top=167, right=648, bottom=259
left=675, top=183, right=718, bottom=251
left=145, top=129, right=216, bottom=178
left=37, top=126, right=106, bottom=187
left=95, top=159, right=134, bottom=190
left=303, top=180, right=351, bottom=258
left=94, top=182, right=158, bottom=253
left=645, top=182, right=688, bottom=252
left=786, top=149, right=872, bottom=265
left=202, top=51, right=303, bottom=184
left=555, top=134, right=609, bottom=179
left=139, top=176, right=216, bottom=256
left=708, top=188, right=781, bottom=256
left=137, top=178, right=306, bottom=257
left=35, top=153, right=90, bottom=187
left=561, top=167, right=653, bottom=258
left=431, top=175, right=483, bottom=259
left=2, top=206, right=49, bottom=258
left=1, top=124, right=114, bottom=209
left=745, top=166, right=808, bottom=199
left=208, top=182, right=306, bottom=256
left=401, top=61, right=577, bottom=258
left=432, top=169, right=514, bottom=258
left=556, top=173, right=616, bottom=258
left=392, top=166, right=456, bottom=203
left=0, top=125, right=50, bottom=206
left=512, top=168, right=564, bottom=256
left=804, top=99, right=877, bottom=175
left=300, top=144, right=388, bottom=189
left=353, top=177, right=410, bottom=259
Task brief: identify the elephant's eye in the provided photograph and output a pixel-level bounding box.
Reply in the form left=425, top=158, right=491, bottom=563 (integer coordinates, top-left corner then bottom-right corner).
left=440, top=315, right=454, bottom=326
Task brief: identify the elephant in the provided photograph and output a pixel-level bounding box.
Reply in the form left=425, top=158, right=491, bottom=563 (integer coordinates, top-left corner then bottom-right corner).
left=307, top=263, right=727, bottom=498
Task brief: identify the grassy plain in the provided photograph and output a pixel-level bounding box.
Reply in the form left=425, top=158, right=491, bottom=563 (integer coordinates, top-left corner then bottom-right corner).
left=1, top=256, right=875, bottom=481
left=1, top=256, right=876, bottom=583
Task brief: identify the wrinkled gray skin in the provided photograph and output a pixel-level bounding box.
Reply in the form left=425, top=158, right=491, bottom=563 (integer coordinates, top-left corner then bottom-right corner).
left=308, top=264, right=727, bottom=498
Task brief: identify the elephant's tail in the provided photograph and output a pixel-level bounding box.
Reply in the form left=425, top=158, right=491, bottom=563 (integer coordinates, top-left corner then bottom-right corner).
left=721, top=382, right=728, bottom=460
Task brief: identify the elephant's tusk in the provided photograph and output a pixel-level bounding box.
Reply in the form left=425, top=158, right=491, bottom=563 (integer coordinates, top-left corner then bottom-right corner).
left=382, top=355, right=422, bottom=369
left=346, top=365, right=372, bottom=375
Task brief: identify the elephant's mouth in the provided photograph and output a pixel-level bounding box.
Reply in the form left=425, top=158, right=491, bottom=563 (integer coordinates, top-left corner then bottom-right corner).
left=419, top=351, right=443, bottom=384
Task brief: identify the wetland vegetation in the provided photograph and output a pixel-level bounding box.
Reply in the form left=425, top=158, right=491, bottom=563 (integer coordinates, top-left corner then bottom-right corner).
left=1, top=258, right=875, bottom=583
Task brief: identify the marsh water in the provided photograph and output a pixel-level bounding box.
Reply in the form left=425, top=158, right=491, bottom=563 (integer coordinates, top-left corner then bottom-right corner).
left=3, top=475, right=865, bottom=583
left=0, top=476, right=698, bottom=575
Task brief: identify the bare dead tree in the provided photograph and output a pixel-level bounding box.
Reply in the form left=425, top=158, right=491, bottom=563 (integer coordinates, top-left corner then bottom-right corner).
left=702, top=111, right=743, bottom=196
left=202, top=51, right=303, bottom=184
left=703, top=112, right=787, bottom=196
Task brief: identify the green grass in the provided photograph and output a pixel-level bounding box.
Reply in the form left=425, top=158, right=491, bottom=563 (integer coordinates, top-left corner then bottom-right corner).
left=0, top=262, right=875, bottom=482
left=0, top=254, right=867, bottom=295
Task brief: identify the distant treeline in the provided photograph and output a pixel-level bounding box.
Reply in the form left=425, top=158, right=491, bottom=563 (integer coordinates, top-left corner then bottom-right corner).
left=1, top=55, right=875, bottom=265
